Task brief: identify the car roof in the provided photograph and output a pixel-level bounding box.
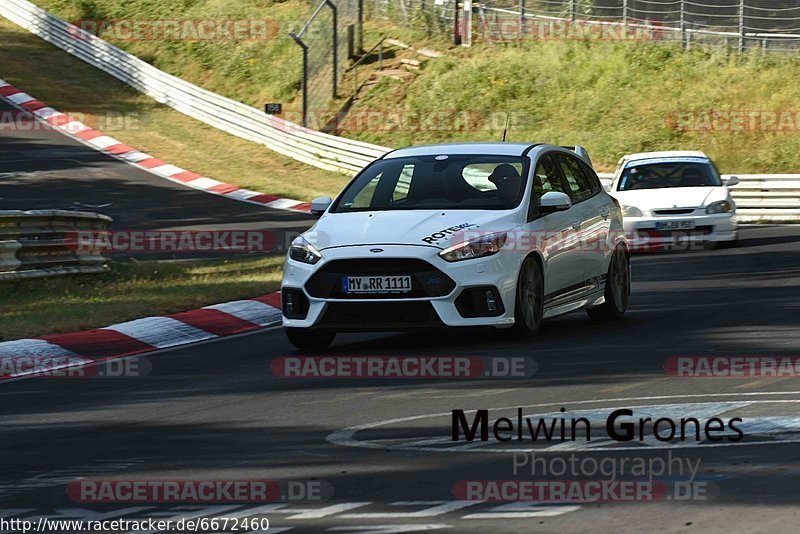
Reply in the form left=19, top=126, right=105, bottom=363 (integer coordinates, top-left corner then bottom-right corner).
left=620, top=150, right=709, bottom=164
left=383, top=142, right=539, bottom=159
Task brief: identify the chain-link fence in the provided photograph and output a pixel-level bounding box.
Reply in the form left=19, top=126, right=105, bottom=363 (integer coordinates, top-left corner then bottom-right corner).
left=291, top=0, right=360, bottom=126
left=375, top=0, right=800, bottom=52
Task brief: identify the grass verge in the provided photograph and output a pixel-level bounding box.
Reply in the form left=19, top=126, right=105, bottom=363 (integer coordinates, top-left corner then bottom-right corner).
left=0, top=256, right=283, bottom=341
left=0, top=18, right=347, bottom=201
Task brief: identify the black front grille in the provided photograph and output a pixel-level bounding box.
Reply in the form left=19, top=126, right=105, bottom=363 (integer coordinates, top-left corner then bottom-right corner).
left=317, top=302, right=443, bottom=330
left=654, top=209, right=695, bottom=215
left=305, top=258, right=455, bottom=299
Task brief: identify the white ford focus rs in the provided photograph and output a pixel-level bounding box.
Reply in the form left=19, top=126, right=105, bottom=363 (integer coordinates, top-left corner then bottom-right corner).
left=608, top=151, right=739, bottom=249
left=281, top=142, right=630, bottom=350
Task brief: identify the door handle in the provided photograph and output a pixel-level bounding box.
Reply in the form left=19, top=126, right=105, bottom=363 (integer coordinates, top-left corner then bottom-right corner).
left=571, top=219, right=581, bottom=230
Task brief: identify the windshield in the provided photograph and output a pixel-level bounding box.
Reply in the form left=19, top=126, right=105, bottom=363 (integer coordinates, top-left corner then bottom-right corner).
left=618, top=160, right=722, bottom=191
left=331, top=154, right=529, bottom=213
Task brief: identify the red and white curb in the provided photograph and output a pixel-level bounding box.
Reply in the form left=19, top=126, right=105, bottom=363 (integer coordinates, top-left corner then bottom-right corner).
left=0, top=78, right=311, bottom=213
left=0, top=293, right=282, bottom=380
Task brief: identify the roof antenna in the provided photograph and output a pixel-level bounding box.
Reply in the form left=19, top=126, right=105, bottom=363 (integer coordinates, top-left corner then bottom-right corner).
left=501, top=113, right=510, bottom=142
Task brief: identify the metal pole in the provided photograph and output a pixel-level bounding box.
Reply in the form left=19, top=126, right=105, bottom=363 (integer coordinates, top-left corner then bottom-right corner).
left=453, top=0, right=462, bottom=45
left=358, top=0, right=364, bottom=52
left=519, top=0, right=525, bottom=40
left=289, top=32, right=308, bottom=127
left=738, top=0, right=745, bottom=53
left=570, top=0, right=576, bottom=22
left=679, top=0, right=686, bottom=49
left=326, top=0, right=338, bottom=99
left=622, top=0, right=627, bottom=30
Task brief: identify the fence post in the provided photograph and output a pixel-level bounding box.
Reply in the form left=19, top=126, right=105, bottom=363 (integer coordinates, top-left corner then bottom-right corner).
left=570, top=0, right=576, bottom=22
left=358, top=0, right=364, bottom=52
left=622, top=0, right=627, bottom=31
left=289, top=32, right=309, bottom=127
left=519, top=0, right=525, bottom=40
left=738, top=0, right=745, bottom=53
left=679, top=0, right=686, bottom=49
left=326, top=0, right=338, bottom=99
left=453, top=0, right=462, bottom=45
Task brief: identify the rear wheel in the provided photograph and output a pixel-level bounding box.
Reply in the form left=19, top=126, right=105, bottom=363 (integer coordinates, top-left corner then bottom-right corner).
left=587, top=246, right=630, bottom=321
left=513, top=256, right=544, bottom=336
left=284, top=328, right=335, bottom=351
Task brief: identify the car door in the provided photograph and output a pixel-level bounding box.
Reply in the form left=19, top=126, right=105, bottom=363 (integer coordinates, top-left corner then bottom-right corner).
left=527, top=153, right=585, bottom=307
left=553, top=152, right=610, bottom=292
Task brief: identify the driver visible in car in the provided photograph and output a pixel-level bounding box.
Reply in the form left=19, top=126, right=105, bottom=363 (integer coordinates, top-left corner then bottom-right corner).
left=488, top=163, right=522, bottom=202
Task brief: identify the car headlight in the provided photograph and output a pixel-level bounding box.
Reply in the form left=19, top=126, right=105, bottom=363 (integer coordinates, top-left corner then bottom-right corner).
left=706, top=200, right=734, bottom=214
left=289, top=236, right=322, bottom=264
left=621, top=205, right=642, bottom=218
left=439, top=232, right=507, bottom=262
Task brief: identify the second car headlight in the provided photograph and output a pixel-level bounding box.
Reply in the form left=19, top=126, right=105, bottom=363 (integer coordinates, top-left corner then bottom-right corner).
left=289, top=236, right=322, bottom=264
left=439, top=232, right=507, bottom=262
left=621, top=205, right=643, bottom=218
left=706, top=200, right=734, bottom=214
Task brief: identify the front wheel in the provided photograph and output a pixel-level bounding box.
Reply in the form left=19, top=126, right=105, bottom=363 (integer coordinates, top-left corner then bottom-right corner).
left=513, top=256, right=544, bottom=336
left=284, top=328, right=335, bottom=351
left=587, top=245, right=630, bottom=321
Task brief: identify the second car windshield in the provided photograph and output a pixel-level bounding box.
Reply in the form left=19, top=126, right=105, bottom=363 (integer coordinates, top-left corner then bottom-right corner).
left=332, top=154, right=529, bottom=212
left=618, top=160, right=723, bottom=191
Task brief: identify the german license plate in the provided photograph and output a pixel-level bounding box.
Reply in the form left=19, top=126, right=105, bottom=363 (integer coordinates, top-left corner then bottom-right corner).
left=342, top=275, right=412, bottom=294
left=656, top=220, right=696, bottom=231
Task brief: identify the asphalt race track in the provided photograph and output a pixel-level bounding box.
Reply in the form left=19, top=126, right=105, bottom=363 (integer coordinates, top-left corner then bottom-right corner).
left=1, top=222, right=799, bottom=532
left=0, top=98, right=315, bottom=259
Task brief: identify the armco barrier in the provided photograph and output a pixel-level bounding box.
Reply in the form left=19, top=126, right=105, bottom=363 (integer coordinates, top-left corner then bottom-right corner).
left=0, top=210, right=111, bottom=281
left=0, top=0, right=797, bottom=222
left=598, top=173, right=800, bottom=223
left=0, top=0, right=389, bottom=175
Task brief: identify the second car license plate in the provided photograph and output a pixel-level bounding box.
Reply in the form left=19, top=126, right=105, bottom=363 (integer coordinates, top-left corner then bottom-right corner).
left=342, top=275, right=412, bottom=294
left=656, top=220, right=696, bottom=231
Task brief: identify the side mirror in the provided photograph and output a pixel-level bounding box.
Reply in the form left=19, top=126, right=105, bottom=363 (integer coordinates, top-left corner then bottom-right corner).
left=724, top=176, right=740, bottom=187
left=539, top=191, right=572, bottom=213
left=310, top=196, right=332, bottom=217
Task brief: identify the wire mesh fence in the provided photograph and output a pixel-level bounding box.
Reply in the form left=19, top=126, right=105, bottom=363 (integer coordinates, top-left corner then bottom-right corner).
left=291, top=0, right=360, bottom=126
left=372, top=0, right=800, bottom=52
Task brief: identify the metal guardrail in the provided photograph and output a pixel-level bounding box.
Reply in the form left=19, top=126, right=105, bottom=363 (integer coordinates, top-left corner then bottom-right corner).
left=0, top=0, right=389, bottom=175
left=598, top=173, right=800, bottom=223
left=0, top=210, right=111, bottom=281
left=0, top=0, right=797, bottom=222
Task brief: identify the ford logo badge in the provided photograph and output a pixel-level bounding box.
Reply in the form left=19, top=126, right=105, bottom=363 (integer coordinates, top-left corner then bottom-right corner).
left=370, top=248, right=384, bottom=253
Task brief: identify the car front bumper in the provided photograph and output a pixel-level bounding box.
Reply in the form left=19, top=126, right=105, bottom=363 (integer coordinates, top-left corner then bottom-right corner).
left=281, top=245, right=522, bottom=330
left=623, top=212, right=737, bottom=248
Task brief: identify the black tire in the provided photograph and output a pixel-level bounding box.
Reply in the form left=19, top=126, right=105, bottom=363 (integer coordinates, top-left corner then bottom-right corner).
left=513, top=256, right=544, bottom=337
left=284, top=328, right=335, bottom=351
left=587, top=245, right=630, bottom=321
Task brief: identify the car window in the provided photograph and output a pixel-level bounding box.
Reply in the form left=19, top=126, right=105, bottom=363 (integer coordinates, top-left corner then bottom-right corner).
left=332, top=155, right=530, bottom=212
left=529, top=154, right=566, bottom=220
left=578, top=159, right=603, bottom=195
left=618, top=160, right=723, bottom=191
left=555, top=154, right=594, bottom=203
